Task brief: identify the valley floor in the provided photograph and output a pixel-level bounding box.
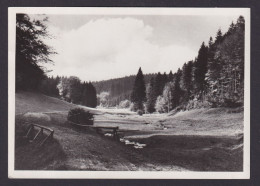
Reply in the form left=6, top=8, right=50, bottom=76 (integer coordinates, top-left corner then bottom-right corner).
left=14, top=91, right=244, bottom=171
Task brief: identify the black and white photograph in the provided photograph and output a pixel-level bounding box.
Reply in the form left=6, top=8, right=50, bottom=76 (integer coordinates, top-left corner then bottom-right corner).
left=8, top=7, right=250, bottom=179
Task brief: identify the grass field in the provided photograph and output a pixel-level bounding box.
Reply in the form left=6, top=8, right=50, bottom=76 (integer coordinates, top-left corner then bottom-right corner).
left=14, top=91, right=244, bottom=171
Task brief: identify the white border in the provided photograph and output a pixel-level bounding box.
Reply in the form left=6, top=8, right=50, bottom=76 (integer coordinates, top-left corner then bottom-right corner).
left=8, top=7, right=250, bottom=179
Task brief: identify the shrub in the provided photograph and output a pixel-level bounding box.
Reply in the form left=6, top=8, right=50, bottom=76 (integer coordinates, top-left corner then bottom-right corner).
left=137, top=109, right=144, bottom=116
left=118, top=100, right=131, bottom=108
left=130, top=102, right=139, bottom=111
left=130, top=102, right=145, bottom=114
left=185, top=99, right=212, bottom=110
left=67, top=108, right=94, bottom=125
left=129, top=102, right=135, bottom=111
left=222, top=98, right=243, bottom=108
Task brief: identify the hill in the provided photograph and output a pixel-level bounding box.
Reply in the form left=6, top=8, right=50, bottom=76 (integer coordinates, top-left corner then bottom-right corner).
left=15, top=91, right=121, bottom=115
left=92, top=73, right=157, bottom=106
left=16, top=91, right=76, bottom=114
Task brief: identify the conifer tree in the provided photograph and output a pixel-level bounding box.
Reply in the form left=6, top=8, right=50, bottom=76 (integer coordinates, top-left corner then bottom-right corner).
left=181, top=61, right=193, bottom=102
left=227, top=22, right=235, bottom=36
left=193, top=42, right=208, bottom=95
left=89, top=82, right=98, bottom=108
left=81, top=82, right=97, bottom=108
left=204, top=16, right=245, bottom=106
left=206, top=35, right=222, bottom=103
left=215, top=29, right=223, bottom=44
left=162, top=72, right=168, bottom=85
left=153, top=72, right=163, bottom=97
left=208, top=36, right=213, bottom=47
left=215, top=16, right=245, bottom=105
left=171, top=69, right=183, bottom=108
left=168, top=70, right=174, bottom=82
left=131, top=67, right=146, bottom=111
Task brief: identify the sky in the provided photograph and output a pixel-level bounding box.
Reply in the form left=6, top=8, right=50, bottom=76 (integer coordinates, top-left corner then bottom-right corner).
left=32, top=14, right=240, bottom=82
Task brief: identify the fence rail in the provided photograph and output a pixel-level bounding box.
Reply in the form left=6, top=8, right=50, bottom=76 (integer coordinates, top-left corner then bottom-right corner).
left=24, top=123, right=54, bottom=147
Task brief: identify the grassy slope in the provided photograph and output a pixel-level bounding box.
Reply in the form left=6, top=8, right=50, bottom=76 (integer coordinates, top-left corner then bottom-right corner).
left=16, top=91, right=76, bottom=114
left=15, top=91, right=184, bottom=171
left=15, top=91, right=244, bottom=171
left=15, top=91, right=133, bottom=115
left=162, top=107, right=243, bottom=136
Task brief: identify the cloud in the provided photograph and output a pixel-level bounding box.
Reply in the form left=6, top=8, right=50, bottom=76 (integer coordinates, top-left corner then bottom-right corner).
left=45, top=17, right=197, bottom=81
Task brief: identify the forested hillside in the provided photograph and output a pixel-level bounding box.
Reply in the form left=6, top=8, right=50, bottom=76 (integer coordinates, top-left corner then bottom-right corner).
left=92, top=73, right=158, bottom=106
left=92, top=16, right=245, bottom=112
left=130, top=16, right=245, bottom=113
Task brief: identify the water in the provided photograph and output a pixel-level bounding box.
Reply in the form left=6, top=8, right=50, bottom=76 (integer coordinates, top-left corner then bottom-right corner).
left=119, top=138, right=146, bottom=149
left=103, top=133, right=147, bottom=149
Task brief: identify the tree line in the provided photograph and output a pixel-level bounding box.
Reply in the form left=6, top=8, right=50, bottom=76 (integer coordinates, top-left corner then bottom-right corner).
left=131, top=16, right=245, bottom=113
left=39, top=76, right=97, bottom=108
left=92, top=74, right=156, bottom=107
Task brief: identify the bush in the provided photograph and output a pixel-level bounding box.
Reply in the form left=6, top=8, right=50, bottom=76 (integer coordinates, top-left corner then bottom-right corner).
left=67, top=108, right=94, bottom=125
left=137, top=109, right=144, bottom=116
left=222, top=98, right=243, bottom=108
left=129, top=102, right=135, bottom=111
left=130, top=102, right=139, bottom=111
left=118, top=100, right=131, bottom=108
left=185, top=99, right=212, bottom=110
left=130, top=102, right=145, bottom=114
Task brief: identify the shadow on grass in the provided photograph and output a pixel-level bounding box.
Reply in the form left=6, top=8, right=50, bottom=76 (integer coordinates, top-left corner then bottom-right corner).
left=15, top=116, right=68, bottom=170
left=133, top=135, right=243, bottom=171
left=15, top=138, right=67, bottom=170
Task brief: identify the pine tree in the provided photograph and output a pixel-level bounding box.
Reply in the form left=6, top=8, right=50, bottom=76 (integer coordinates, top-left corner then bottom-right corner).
left=193, top=42, right=208, bottom=95
left=215, top=29, right=223, bottom=44
left=227, top=22, right=235, bottom=36
left=168, top=70, right=174, bottom=82
left=162, top=72, right=168, bottom=85
left=131, top=67, right=146, bottom=111
left=81, top=82, right=97, bottom=108
left=89, top=82, right=98, bottom=108
left=181, top=61, right=193, bottom=102
left=215, top=16, right=245, bottom=105
left=171, top=69, right=183, bottom=108
left=208, top=36, right=213, bottom=47
left=205, top=36, right=222, bottom=105
left=205, top=16, right=245, bottom=106
left=39, top=75, right=60, bottom=97
left=153, top=72, right=163, bottom=97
